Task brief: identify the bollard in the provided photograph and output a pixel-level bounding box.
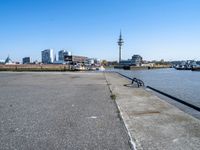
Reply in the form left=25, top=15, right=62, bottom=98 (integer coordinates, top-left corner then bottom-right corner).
left=131, top=78, right=144, bottom=87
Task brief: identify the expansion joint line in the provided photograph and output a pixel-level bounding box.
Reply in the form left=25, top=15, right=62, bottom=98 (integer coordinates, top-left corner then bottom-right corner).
left=103, top=72, right=113, bottom=94
left=103, top=72, right=137, bottom=150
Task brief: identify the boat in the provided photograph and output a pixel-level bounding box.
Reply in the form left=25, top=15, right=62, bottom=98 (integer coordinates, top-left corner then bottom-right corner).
left=175, top=64, right=192, bottom=70
left=175, top=67, right=191, bottom=70
left=175, top=60, right=199, bottom=71
left=72, top=63, right=86, bottom=71
left=191, top=66, right=200, bottom=71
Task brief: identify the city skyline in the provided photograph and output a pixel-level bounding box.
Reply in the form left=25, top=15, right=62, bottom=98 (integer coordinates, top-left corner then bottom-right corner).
left=1, top=0, right=200, bottom=61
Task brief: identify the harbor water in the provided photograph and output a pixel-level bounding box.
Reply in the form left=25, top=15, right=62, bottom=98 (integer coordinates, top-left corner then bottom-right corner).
left=108, top=68, right=200, bottom=108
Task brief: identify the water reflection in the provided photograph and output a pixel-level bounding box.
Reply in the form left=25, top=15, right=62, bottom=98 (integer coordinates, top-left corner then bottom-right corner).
left=108, top=68, right=200, bottom=107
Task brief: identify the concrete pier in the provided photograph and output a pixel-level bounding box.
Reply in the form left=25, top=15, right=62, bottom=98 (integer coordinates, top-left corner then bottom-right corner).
left=0, top=72, right=130, bottom=150
left=105, top=72, right=200, bottom=150
left=1, top=72, right=200, bottom=150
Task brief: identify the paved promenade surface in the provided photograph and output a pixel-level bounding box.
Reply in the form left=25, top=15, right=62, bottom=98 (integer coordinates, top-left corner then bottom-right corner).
left=0, top=72, right=131, bottom=150
left=105, top=73, right=200, bottom=150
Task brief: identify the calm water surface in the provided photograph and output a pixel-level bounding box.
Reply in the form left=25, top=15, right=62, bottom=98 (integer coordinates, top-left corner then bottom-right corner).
left=109, top=68, right=200, bottom=108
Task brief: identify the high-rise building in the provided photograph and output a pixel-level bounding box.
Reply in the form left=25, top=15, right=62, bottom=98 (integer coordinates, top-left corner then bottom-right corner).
left=41, top=49, right=54, bottom=64
left=132, top=55, right=143, bottom=66
left=58, top=50, right=65, bottom=61
left=54, top=54, right=57, bottom=62
left=119, top=55, right=143, bottom=66
left=22, top=57, right=30, bottom=64
left=58, top=50, right=71, bottom=61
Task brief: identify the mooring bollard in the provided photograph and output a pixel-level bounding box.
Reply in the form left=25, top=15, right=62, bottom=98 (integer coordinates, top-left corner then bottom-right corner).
left=131, top=77, right=144, bottom=87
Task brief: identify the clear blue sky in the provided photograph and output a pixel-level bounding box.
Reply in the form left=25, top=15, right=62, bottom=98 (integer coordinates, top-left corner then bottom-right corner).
left=0, top=0, right=200, bottom=62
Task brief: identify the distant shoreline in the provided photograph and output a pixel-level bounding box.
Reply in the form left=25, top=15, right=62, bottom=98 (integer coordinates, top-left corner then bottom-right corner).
left=0, top=64, right=71, bottom=72
left=113, top=65, right=171, bottom=70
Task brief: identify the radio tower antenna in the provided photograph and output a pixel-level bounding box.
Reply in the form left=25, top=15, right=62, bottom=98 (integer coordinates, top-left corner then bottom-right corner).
left=117, top=30, right=124, bottom=63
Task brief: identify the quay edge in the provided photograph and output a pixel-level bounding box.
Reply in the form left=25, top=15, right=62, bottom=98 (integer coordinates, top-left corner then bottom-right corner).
left=0, top=64, right=71, bottom=71
left=105, top=72, right=200, bottom=150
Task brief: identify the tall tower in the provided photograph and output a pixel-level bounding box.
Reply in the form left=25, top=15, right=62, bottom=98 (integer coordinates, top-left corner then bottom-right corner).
left=117, top=31, right=124, bottom=63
